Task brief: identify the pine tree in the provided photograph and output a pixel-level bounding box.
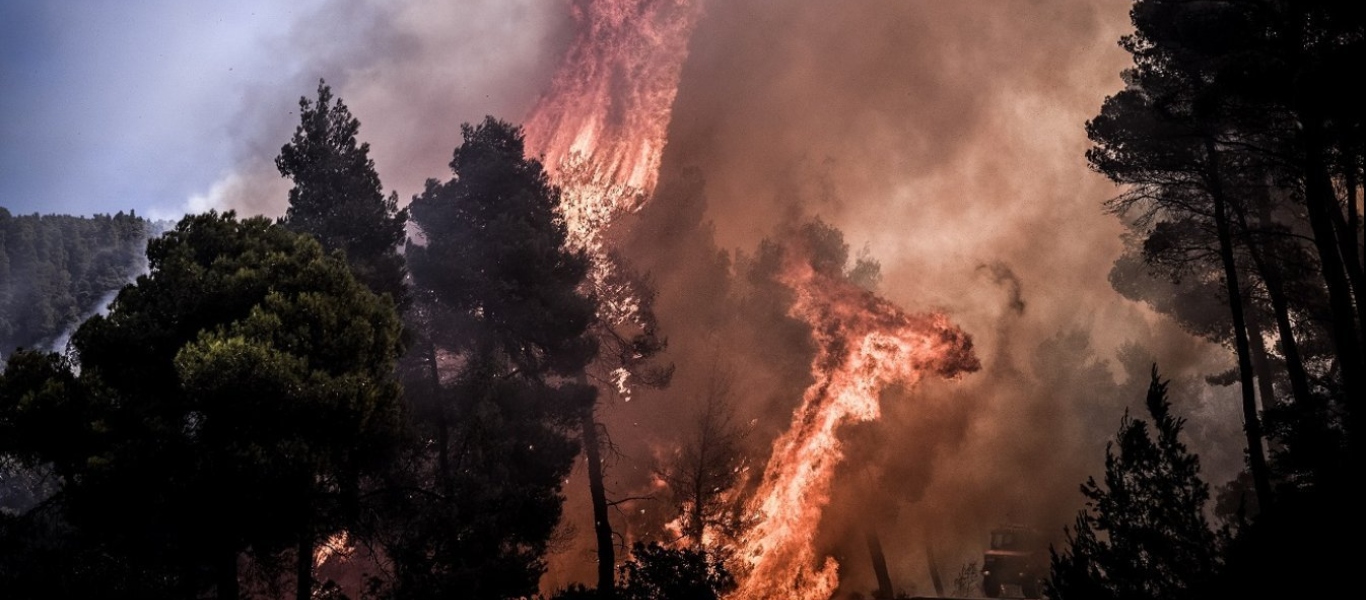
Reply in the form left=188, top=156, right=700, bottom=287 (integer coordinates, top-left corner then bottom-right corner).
left=0, top=211, right=404, bottom=599
left=1046, top=365, right=1218, bottom=600
left=385, top=117, right=599, bottom=599
left=277, top=80, right=408, bottom=308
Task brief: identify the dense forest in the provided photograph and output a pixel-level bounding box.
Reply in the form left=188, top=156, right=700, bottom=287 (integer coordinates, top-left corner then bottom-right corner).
left=0, top=209, right=154, bottom=359
left=1050, top=1, right=1363, bottom=598
left=2, top=0, right=1364, bottom=599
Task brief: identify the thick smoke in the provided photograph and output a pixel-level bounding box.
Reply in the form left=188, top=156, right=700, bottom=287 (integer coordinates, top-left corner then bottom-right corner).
left=547, top=0, right=1246, bottom=596
left=195, top=0, right=575, bottom=218
left=201, top=0, right=1251, bottom=595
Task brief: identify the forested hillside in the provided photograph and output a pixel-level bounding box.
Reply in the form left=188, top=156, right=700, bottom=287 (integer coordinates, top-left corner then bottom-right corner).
left=0, top=209, right=153, bottom=357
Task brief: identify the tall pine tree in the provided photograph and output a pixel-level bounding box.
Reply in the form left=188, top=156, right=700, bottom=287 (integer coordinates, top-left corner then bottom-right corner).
left=383, top=117, right=599, bottom=599
left=277, top=80, right=408, bottom=308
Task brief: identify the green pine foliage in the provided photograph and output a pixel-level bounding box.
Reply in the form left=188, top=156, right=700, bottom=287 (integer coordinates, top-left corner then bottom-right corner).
left=0, top=208, right=151, bottom=357
left=0, top=211, right=404, bottom=599
left=380, top=117, right=600, bottom=600
left=277, top=80, right=408, bottom=308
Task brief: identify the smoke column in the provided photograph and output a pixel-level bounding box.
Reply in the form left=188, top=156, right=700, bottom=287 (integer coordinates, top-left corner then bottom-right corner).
left=533, top=1, right=1244, bottom=595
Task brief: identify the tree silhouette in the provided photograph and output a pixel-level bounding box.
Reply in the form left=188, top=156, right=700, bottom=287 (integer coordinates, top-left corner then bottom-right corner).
left=277, top=80, right=408, bottom=309
left=0, top=211, right=404, bottom=599
left=616, top=541, right=736, bottom=600
left=658, top=362, right=748, bottom=549
left=388, top=117, right=598, bottom=599
left=1047, top=365, right=1218, bottom=600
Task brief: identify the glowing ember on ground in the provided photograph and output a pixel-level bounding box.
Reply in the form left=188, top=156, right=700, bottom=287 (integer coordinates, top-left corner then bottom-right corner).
left=728, top=248, right=979, bottom=600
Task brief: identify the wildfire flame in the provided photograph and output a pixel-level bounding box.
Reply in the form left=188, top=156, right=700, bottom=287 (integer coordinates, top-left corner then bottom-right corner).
left=523, top=0, right=703, bottom=397
left=521, top=2, right=980, bottom=598
left=727, top=248, right=979, bottom=600
left=524, top=0, right=703, bottom=257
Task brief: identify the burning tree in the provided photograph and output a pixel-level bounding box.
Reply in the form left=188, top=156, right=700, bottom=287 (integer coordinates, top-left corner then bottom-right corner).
left=658, top=361, right=751, bottom=550
left=727, top=221, right=980, bottom=600
left=521, top=1, right=703, bottom=595
left=519, top=2, right=984, bottom=597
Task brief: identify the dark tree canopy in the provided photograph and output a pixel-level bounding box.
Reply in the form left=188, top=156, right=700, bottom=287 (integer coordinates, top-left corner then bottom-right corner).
left=1073, top=1, right=1366, bottom=596
left=0, top=211, right=404, bottom=599
left=0, top=209, right=151, bottom=357
left=547, top=542, right=736, bottom=600
left=407, top=116, right=598, bottom=374
left=380, top=116, right=599, bottom=599
left=615, top=541, right=736, bottom=600
left=1086, top=1, right=1366, bottom=540
left=277, top=80, right=408, bottom=308
left=1047, top=366, right=1218, bottom=600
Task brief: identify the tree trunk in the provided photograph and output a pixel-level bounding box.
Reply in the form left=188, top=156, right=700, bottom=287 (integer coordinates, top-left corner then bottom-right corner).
left=1208, top=140, right=1275, bottom=510
left=1300, top=119, right=1365, bottom=413
left=297, top=532, right=314, bottom=600
left=426, top=341, right=451, bottom=483
left=582, top=406, right=615, bottom=598
left=217, top=546, right=239, bottom=600
left=1246, top=316, right=1282, bottom=424
left=1326, top=173, right=1366, bottom=344
left=925, top=539, right=946, bottom=598
left=690, top=456, right=706, bottom=548
left=1237, top=199, right=1315, bottom=409
left=865, top=530, right=894, bottom=599
left=1346, top=159, right=1360, bottom=270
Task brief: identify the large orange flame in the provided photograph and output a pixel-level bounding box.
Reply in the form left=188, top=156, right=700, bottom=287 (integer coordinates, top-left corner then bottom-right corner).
left=524, top=0, right=703, bottom=398
left=524, top=0, right=702, bottom=257
left=727, top=249, right=980, bottom=600
left=520, top=3, right=980, bottom=599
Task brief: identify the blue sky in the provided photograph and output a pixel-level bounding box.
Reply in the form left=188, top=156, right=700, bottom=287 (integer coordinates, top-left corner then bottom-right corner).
left=0, top=1, right=320, bottom=218
left=0, top=0, right=568, bottom=220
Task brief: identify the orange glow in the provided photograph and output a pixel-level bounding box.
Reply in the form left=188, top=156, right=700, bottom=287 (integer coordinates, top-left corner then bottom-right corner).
left=524, top=0, right=702, bottom=256
left=521, top=3, right=979, bottom=598
left=728, top=247, right=979, bottom=600
left=523, top=0, right=703, bottom=397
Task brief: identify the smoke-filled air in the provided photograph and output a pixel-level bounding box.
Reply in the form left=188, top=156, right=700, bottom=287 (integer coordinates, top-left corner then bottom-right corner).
left=3, top=0, right=1362, bottom=599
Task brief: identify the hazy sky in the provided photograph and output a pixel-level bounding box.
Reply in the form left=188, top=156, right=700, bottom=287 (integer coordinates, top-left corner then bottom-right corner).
left=0, top=0, right=570, bottom=220
left=2, top=1, right=308, bottom=218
